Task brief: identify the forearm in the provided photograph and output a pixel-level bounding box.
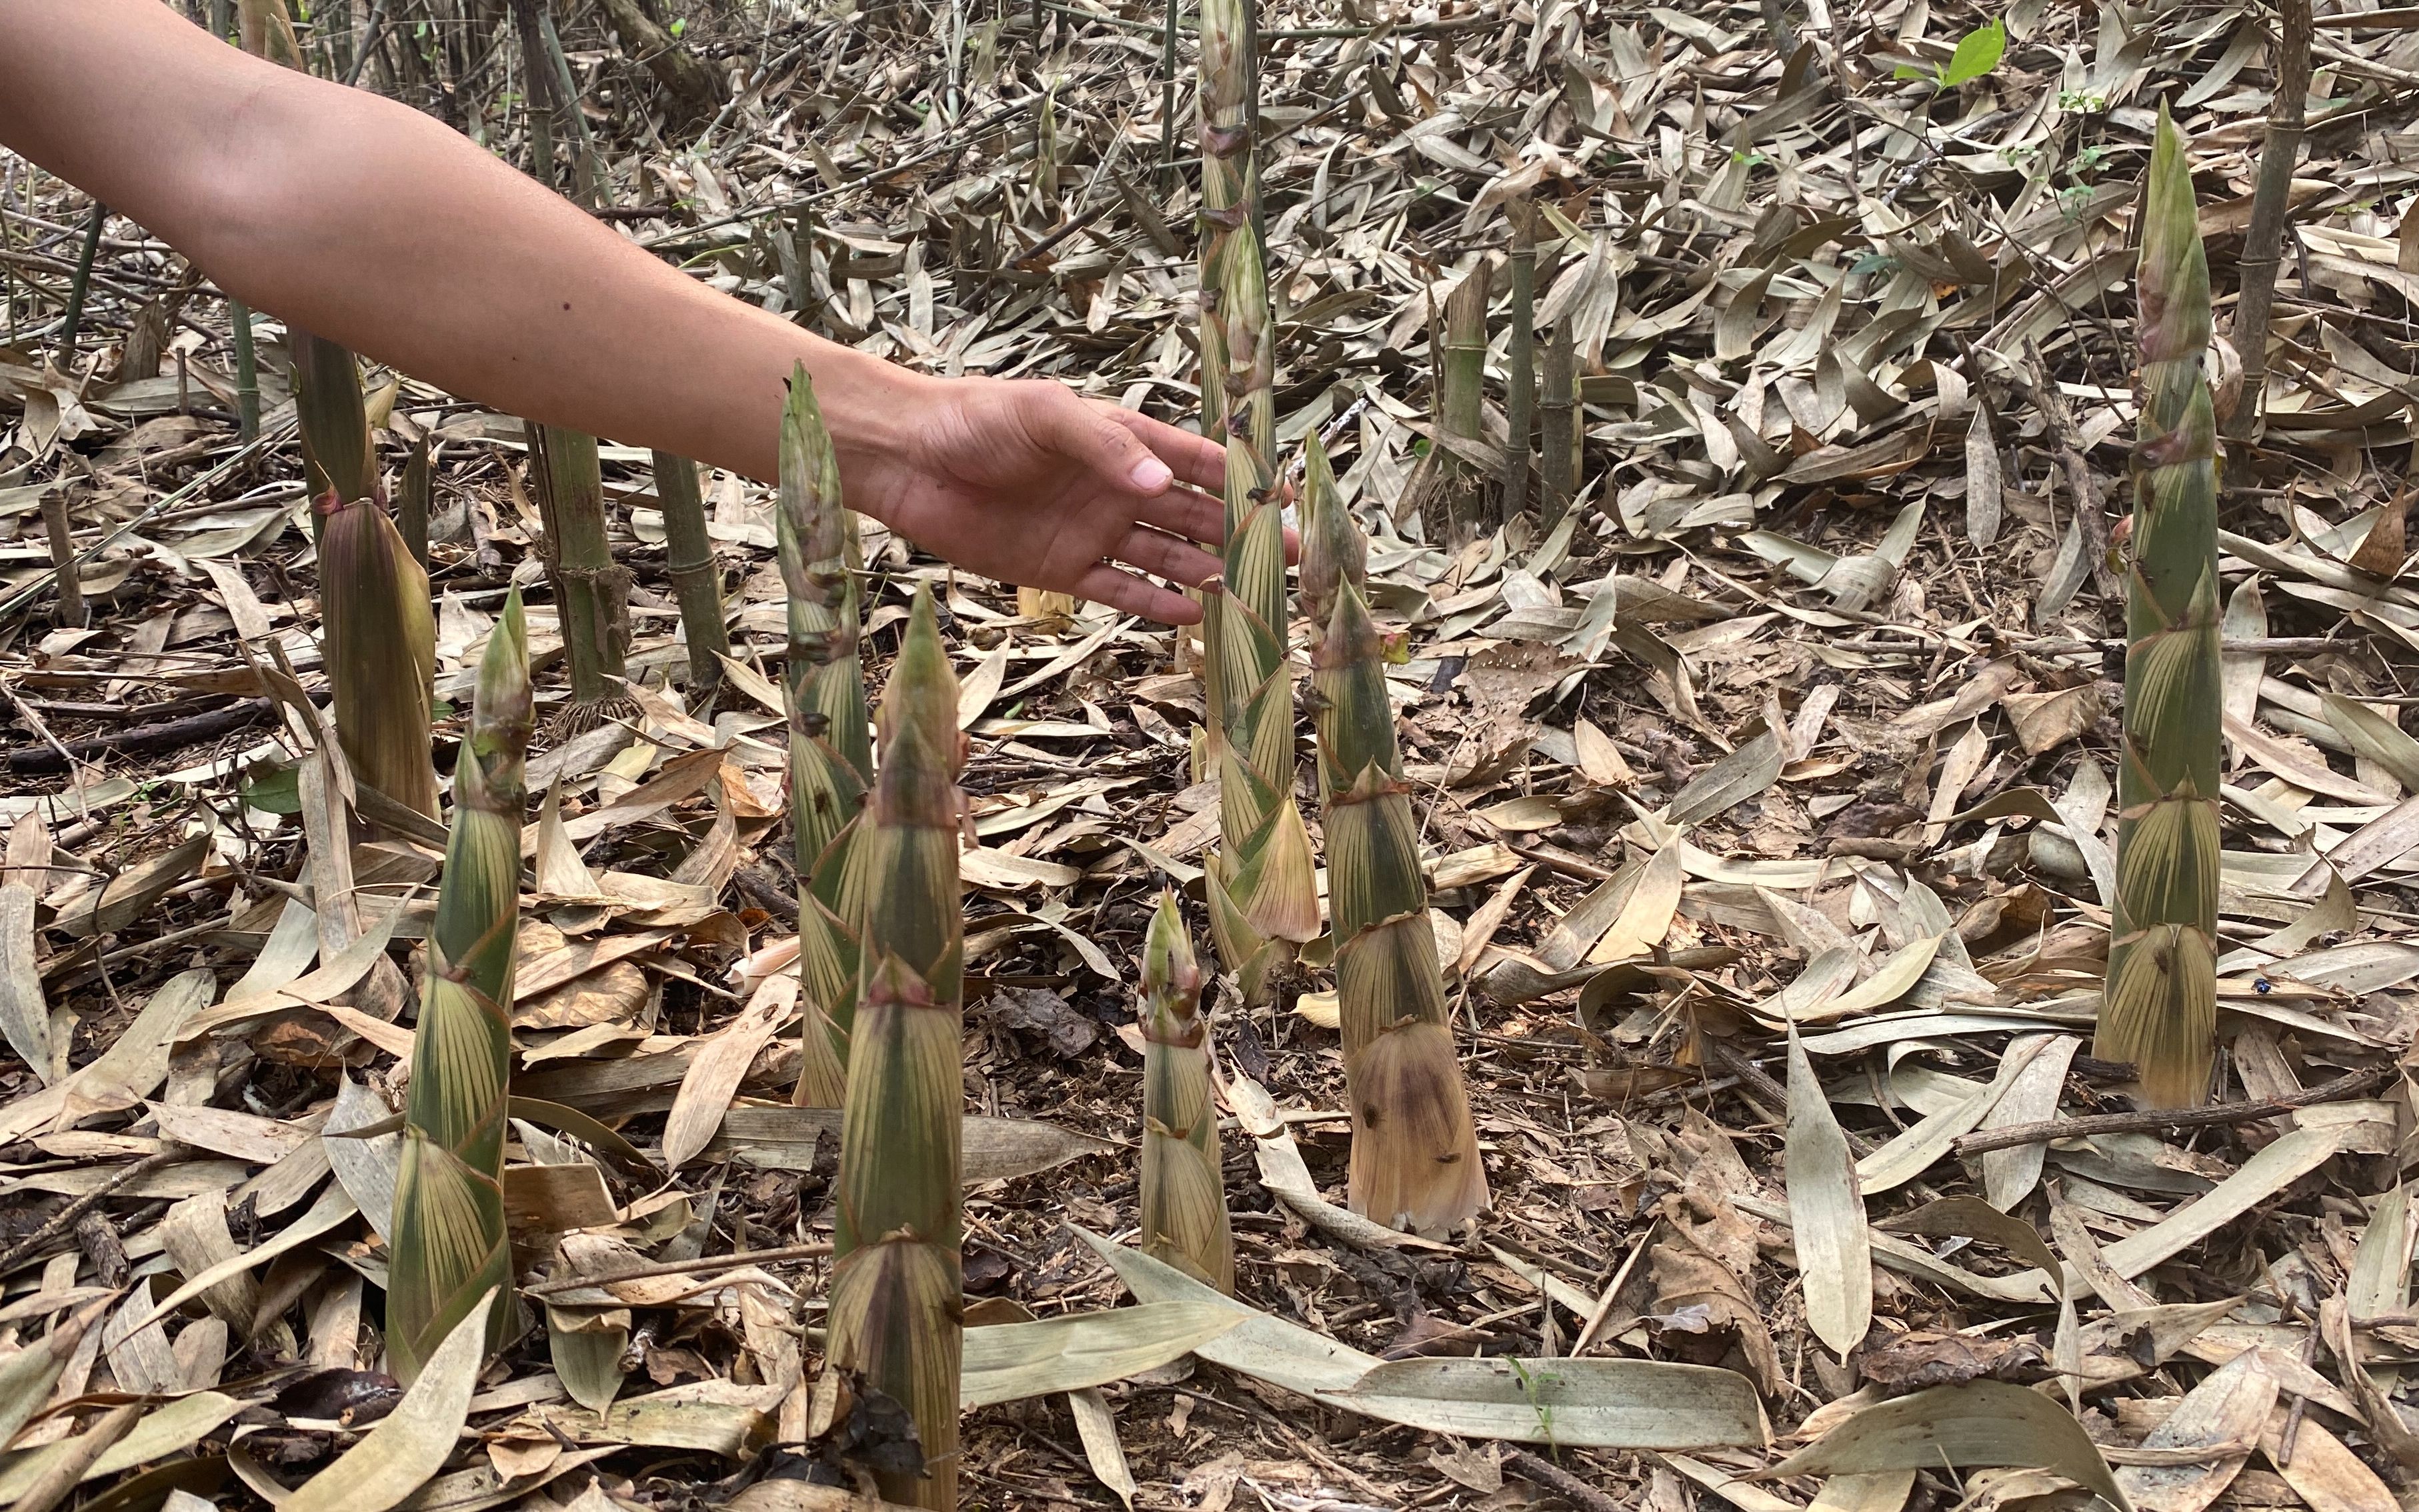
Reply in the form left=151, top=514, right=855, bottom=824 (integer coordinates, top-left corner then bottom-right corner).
left=0, top=0, right=923, bottom=490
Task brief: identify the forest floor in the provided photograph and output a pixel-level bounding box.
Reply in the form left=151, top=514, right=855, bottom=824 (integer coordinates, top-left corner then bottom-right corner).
left=7, top=0, right=2419, bottom=1510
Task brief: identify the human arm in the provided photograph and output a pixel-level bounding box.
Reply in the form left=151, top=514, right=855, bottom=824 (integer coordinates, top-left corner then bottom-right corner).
left=0, top=0, right=1226, bottom=622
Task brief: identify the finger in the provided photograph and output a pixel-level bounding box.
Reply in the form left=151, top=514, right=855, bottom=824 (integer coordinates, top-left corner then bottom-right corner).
left=1100, top=403, right=1226, bottom=494
left=1135, top=483, right=1226, bottom=546
left=1075, top=563, right=1203, bottom=626
left=1029, top=387, right=1179, bottom=495
left=1113, top=523, right=1220, bottom=589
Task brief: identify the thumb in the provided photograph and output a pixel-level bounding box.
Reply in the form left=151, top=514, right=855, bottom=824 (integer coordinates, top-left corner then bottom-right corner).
left=1031, top=387, right=1173, bottom=495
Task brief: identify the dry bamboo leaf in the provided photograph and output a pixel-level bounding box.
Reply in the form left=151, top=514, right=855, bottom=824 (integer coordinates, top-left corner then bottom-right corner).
left=1574, top=717, right=1636, bottom=788
left=1770, top=1380, right=2130, bottom=1512
left=1335, top=1357, right=1768, bottom=1449
left=0, top=1393, right=243, bottom=1503
left=1078, top=1229, right=1380, bottom=1398
left=1590, top=841, right=1685, bottom=963
left=1067, top=1388, right=1136, bottom=1510
left=324, top=1073, right=402, bottom=1241
left=278, top=1291, right=497, bottom=1512
left=1809, top=1470, right=1917, bottom=1512
left=2258, top=1409, right=2394, bottom=1512
left=960, top=1305, right=1240, bottom=1408
left=1977, top=1035, right=2082, bottom=1210
left=0, top=875, right=48, bottom=1083
left=663, top=972, right=797, bottom=1170
left=1965, top=400, right=2001, bottom=548
left=2321, top=693, right=2419, bottom=793
left=2110, top=1348, right=2277, bottom=1512
left=1227, top=1074, right=1453, bottom=1253
left=1855, top=1031, right=2041, bottom=1193
left=957, top=641, right=1014, bottom=729
left=2220, top=577, right=2266, bottom=770
left=0, top=968, right=214, bottom=1145
left=1786, top=1017, right=1870, bottom=1357
left=1662, top=731, right=1784, bottom=827
left=711, top=1105, right=1114, bottom=1183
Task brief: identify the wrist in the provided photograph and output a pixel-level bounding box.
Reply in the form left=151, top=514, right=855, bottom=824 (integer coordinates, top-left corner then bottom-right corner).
left=810, top=347, right=942, bottom=525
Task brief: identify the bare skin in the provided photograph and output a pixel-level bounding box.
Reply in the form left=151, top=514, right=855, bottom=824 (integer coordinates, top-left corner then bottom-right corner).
left=0, top=0, right=1228, bottom=623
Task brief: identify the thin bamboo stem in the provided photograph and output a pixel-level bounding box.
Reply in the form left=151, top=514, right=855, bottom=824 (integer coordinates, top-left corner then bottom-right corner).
left=231, top=299, right=260, bottom=443
left=653, top=451, right=730, bottom=694
left=1539, top=316, right=1575, bottom=529
left=41, top=489, right=83, bottom=629
left=1501, top=205, right=1535, bottom=525
left=55, top=201, right=105, bottom=365
left=2226, top=0, right=2312, bottom=442
left=529, top=423, right=631, bottom=711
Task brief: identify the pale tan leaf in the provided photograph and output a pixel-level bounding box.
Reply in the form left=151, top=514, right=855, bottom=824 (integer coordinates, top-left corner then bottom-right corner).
left=1589, top=841, right=1684, bottom=963
left=961, top=1305, right=1240, bottom=1408
left=1067, top=1388, right=1136, bottom=1510
left=279, top=1291, right=498, bottom=1512
left=1772, top=1380, right=2130, bottom=1511
left=1786, top=1018, right=1870, bottom=1357
left=663, top=972, right=797, bottom=1170
left=2112, top=1349, right=2277, bottom=1512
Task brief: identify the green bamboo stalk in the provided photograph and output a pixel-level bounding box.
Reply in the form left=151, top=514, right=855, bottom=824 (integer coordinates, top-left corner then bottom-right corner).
left=1138, top=891, right=1234, bottom=1293
left=777, top=365, right=873, bottom=1109
left=293, top=333, right=440, bottom=823
left=828, top=585, right=965, bottom=1512
left=2098, top=102, right=2221, bottom=1111
left=651, top=450, right=731, bottom=694
left=1501, top=205, right=1536, bottom=524
left=1199, top=0, right=1316, bottom=1006
left=390, top=590, right=529, bottom=1383
left=1308, top=453, right=1487, bottom=1237
left=528, top=423, right=633, bottom=725
left=1539, top=315, right=1576, bottom=529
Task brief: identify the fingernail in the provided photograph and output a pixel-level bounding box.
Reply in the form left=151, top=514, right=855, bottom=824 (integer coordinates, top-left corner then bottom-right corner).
left=1129, top=459, right=1173, bottom=493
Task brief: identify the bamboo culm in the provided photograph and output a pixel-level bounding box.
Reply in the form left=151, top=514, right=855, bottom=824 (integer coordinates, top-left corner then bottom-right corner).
left=1500, top=205, right=1536, bottom=525
left=2224, top=0, right=2312, bottom=441
left=529, top=423, right=633, bottom=716
left=1539, top=315, right=1576, bottom=529
left=651, top=450, right=732, bottom=694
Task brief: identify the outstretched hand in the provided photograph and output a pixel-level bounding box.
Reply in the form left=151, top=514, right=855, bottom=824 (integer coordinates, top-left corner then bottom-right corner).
left=849, top=377, right=1230, bottom=625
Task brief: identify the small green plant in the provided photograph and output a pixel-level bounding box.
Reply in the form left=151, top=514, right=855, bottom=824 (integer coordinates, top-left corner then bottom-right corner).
left=1508, top=1359, right=1560, bottom=1449
left=1898, top=17, right=2005, bottom=89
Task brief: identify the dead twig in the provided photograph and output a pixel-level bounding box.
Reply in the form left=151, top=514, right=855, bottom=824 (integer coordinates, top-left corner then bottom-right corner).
left=525, top=1239, right=835, bottom=1296
left=1505, top=1450, right=1626, bottom=1512
left=0, top=1144, right=189, bottom=1276
left=1950, top=1065, right=2394, bottom=1157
